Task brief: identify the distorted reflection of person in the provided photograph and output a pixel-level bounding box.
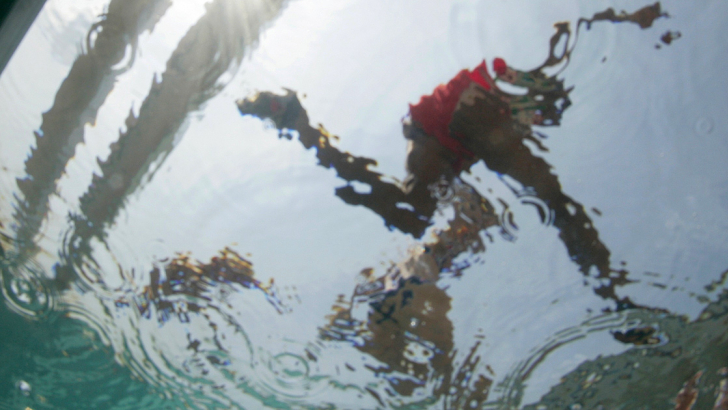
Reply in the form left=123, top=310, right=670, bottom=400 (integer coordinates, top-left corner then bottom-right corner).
left=277, top=53, right=575, bottom=402
left=237, top=34, right=629, bottom=306
left=236, top=5, right=675, bottom=406
left=237, top=6, right=671, bottom=308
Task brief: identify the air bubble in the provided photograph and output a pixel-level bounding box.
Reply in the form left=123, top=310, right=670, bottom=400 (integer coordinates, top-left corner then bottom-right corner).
left=1, top=259, right=53, bottom=319
left=16, top=380, right=31, bottom=396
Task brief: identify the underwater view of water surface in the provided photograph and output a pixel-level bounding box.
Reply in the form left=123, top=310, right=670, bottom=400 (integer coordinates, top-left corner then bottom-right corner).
left=0, top=0, right=727, bottom=408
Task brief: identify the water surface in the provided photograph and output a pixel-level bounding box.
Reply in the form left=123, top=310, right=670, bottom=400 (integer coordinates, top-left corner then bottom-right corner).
left=1, top=0, right=727, bottom=408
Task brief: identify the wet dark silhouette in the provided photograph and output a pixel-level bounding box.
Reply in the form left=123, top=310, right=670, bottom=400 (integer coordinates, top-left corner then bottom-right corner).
left=237, top=90, right=437, bottom=237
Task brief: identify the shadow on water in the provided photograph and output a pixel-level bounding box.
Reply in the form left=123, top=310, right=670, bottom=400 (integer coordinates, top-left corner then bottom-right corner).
left=70, top=0, right=287, bottom=249
left=6, top=0, right=175, bottom=313
left=13, top=0, right=172, bottom=261
left=60, top=0, right=287, bottom=292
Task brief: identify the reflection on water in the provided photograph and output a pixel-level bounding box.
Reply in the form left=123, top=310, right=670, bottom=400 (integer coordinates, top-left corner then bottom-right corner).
left=0, top=0, right=726, bottom=409
left=131, top=247, right=285, bottom=322
left=237, top=3, right=667, bottom=307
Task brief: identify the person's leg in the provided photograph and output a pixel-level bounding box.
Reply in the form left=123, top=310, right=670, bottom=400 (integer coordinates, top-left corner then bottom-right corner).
left=451, top=90, right=614, bottom=280
left=399, top=119, right=459, bottom=224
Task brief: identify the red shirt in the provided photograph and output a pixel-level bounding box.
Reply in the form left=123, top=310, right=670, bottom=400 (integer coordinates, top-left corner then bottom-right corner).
left=408, top=60, right=493, bottom=162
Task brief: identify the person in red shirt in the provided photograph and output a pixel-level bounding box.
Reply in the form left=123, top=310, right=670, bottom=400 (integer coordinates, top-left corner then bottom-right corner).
left=403, top=54, right=613, bottom=285
left=408, top=60, right=495, bottom=168
left=238, top=51, right=618, bottom=297
left=402, top=60, right=498, bottom=194
left=402, top=55, right=569, bottom=190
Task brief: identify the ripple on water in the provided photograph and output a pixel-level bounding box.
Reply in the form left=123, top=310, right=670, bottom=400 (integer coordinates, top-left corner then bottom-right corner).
left=0, top=254, right=54, bottom=319
left=58, top=247, right=354, bottom=409
left=695, top=116, right=714, bottom=136
left=491, top=309, right=676, bottom=408
left=520, top=195, right=555, bottom=227
left=258, top=351, right=316, bottom=398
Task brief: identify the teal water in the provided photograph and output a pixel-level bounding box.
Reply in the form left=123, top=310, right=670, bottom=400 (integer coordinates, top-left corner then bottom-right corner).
left=0, top=291, right=165, bottom=410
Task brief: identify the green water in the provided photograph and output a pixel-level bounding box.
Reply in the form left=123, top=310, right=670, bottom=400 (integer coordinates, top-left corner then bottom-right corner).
left=0, top=299, right=164, bottom=410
